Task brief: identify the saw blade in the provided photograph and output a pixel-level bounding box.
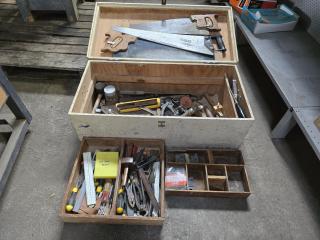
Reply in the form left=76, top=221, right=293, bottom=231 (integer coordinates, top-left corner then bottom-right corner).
left=113, top=26, right=213, bottom=56
left=130, top=18, right=210, bottom=36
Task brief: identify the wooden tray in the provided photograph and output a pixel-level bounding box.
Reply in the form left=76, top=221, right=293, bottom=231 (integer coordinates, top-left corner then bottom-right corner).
left=166, top=148, right=251, bottom=198
left=60, top=137, right=165, bottom=225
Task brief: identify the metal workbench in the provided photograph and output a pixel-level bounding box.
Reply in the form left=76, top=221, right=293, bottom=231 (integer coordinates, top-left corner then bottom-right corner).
left=235, top=15, right=320, bottom=159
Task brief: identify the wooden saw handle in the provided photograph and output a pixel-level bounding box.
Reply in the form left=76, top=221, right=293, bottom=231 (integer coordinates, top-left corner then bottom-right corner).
left=190, top=14, right=221, bottom=31
left=101, top=31, right=136, bottom=53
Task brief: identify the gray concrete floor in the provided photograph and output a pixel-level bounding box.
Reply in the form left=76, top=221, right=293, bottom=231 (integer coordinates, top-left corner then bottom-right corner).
left=0, top=46, right=319, bottom=240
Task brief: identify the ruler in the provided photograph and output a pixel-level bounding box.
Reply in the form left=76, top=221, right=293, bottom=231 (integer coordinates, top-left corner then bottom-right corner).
left=83, top=152, right=96, bottom=206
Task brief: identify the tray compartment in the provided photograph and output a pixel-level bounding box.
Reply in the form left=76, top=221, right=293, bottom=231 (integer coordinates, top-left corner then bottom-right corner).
left=206, top=165, right=228, bottom=191
left=187, top=164, right=208, bottom=190
left=211, top=149, right=244, bottom=165
left=226, top=165, right=250, bottom=193
left=60, top=137, right=165, bottom=225
left=167, top=149, right=210, bottom=164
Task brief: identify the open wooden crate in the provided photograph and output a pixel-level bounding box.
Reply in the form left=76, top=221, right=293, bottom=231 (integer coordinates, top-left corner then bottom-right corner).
left=69, top=60, right=254, bottom=148
left=87, top=2, right=238, bottom=64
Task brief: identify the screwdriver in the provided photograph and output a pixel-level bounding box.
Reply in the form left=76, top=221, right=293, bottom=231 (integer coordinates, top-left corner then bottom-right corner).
left=116, top=188, right=125, bottom=215
left=65, top=173, right=84, bottom=212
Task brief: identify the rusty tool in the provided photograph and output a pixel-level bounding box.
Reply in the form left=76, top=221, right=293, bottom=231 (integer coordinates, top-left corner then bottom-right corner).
left=134, top=149, right=160, bottom=213
left=180, top=95, right=193, bottom=109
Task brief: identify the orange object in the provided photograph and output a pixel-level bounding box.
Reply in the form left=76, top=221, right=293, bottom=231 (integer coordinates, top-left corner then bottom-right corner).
left=230, top=0, right=277, bottom=14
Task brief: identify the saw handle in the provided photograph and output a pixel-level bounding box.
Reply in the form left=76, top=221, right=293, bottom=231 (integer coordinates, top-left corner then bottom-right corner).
left=191, top=14, right=221, bottom=31
left=215, top=35, right=226, bottom=52
left=204, top=35, right=226, bottom=53
left=101, top=32, right=136, bottom=53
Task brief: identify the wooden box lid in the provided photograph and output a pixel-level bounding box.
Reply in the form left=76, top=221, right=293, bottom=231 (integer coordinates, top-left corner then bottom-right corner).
left=87, top=3, right=238, bottom=64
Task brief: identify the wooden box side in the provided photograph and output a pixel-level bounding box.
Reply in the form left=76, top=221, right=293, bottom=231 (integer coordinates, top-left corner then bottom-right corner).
left=69, top=62, right=94, bottom=114
left=87, top=3, right=238, bottom=64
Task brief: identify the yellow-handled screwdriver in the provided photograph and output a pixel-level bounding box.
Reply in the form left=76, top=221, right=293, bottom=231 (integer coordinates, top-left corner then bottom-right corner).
left=65, top=173, right=84, bottom=212
left=116, top=188, right=125, bottom=215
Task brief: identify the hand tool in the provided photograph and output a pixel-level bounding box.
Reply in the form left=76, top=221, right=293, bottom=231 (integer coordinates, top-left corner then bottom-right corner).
left=152, top=162, right=160, bottom=217
left=134, top=149, right=160, bottom=213
left=113, top=26, right=215, bottom=56
left=131, top=173, right=147, bottom=212
left=126, top=201, right=135, bottom=216
left=231, top=79, right=238, bottom=100
left=130, top=14, right=220, bottom=35
left=139, top=107, right=158, bottom=115
left=116, top=98, right=161, bottom=113
left=83, top=152, right=96, bottom=206
left=136, top=154, right=158, bottom=169
left=97, top=181, right=112, bottom=215
left=79, top=197, right=102, bottom=215
left=108, top=184, right=114, bottom=213
left=205, top=94, right=224, bottom=117
left=104, top=85, right=118, bottom=104
left=213, top=102, right=224, bottom=117
left=72, top=181, right=86, bottom=213
left=129, top=14, right=226, bottom=52
left=126, top=179, right=135, bottom=208
left=92, top=82, right=105, bottom=114
left=181, top=104, right=204, bottom=116
left=225, top=74, right=246, bottom=118
left=101, top=32, right=136, bottom=53
left=161, top=99, right=180, bottom=116
left=65, top=173, right=84, bottom=212
left=116, top=188, right=125, bottom=215
left=96, top=182, right=103, bottom=196
left=204, top=106, right=214, bottom=117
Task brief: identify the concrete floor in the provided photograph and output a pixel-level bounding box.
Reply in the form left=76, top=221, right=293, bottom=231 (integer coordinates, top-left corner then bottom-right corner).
left=0, top=46, right=319, bottom=240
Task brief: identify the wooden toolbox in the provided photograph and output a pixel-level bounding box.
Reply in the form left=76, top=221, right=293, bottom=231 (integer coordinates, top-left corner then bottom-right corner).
left=68, top=2, right=254, bottom=148
left=63, top=3, right=253, bottom=224
left=60, top=137, right=251, bottom=224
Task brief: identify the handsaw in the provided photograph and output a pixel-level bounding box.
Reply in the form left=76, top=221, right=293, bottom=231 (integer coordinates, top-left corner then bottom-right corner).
left=129, top=14, right=226, bottom=52
left=113, top=26, right=215, bottom=56
left=130, top=14, right=220, bottom=36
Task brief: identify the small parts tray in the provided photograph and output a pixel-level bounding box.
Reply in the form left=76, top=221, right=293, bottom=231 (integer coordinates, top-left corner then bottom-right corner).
left=165, top=149, right=250, bottom=198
